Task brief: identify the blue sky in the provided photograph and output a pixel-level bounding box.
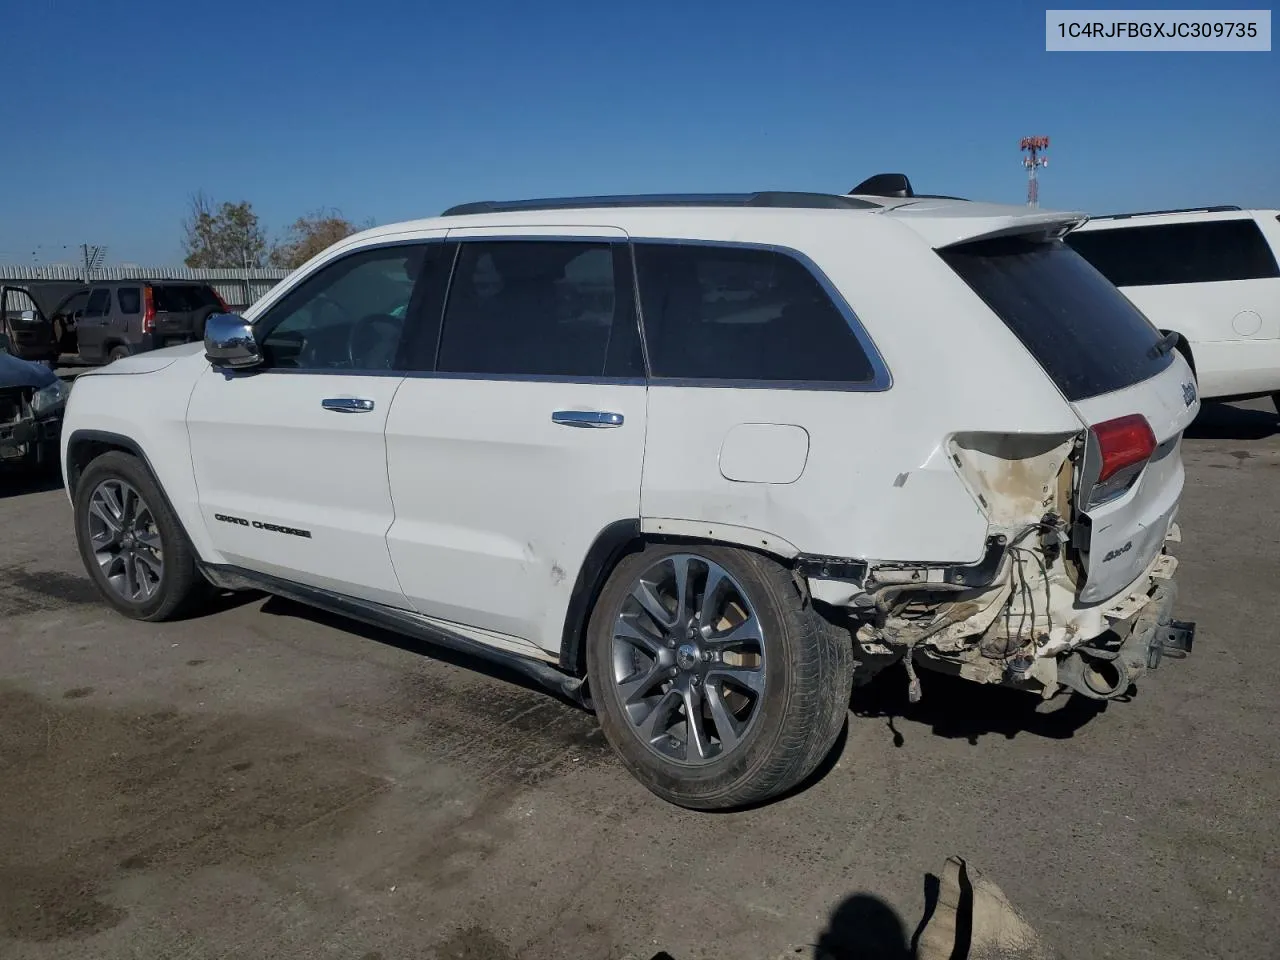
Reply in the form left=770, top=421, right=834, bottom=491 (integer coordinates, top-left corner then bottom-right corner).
left=2, top=0, right=1275, bottom=264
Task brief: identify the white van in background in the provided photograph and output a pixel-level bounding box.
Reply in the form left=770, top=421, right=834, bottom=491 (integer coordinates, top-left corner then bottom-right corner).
left=1066, top=206, right=1280, bottom=414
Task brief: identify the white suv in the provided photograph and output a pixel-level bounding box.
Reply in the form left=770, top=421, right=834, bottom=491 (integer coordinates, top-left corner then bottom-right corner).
left=60, top=187, right=1199, bottom=809
left=1066, top=205, right=1280, bottom=412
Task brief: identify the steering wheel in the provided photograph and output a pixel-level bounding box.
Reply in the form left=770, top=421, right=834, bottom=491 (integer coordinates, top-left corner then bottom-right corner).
left=347, top=313, right=403, bottom=369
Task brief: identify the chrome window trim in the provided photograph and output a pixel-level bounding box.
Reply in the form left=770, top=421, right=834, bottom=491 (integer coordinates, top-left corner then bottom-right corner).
left=239, top=233, right=893, bottom=392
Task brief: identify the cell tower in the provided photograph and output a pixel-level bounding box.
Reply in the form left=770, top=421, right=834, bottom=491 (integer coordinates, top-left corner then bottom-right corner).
left=1020, top=136, right=1050, bottom=207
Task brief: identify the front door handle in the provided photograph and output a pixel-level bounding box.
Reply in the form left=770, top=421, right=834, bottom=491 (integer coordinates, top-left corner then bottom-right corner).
left=552, top=410, right=624, bottom=428
left=322, top=397, right=375, bottom=413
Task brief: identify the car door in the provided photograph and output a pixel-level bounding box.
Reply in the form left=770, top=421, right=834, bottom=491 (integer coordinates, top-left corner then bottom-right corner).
left=186, top=238, right=446, bottom=608
left=384, top=229, right=648, bottom=657
left=77, top=287, right=111, bottom=361
left=1, top=286, right=61, bottom=363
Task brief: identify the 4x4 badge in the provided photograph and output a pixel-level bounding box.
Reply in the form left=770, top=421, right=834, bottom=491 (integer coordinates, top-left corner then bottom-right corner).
left=1182, top=381, right=1196, bottom=407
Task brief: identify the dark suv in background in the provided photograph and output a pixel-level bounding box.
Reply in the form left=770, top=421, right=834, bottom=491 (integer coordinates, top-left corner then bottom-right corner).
left=75, top=281, right=228, bottom=364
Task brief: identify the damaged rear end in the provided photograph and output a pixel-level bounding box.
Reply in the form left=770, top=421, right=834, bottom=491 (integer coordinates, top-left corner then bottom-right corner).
left=842, top=218, right=1199, bottom=703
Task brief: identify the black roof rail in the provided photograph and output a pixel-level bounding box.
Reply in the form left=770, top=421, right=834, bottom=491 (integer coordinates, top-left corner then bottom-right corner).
left=1093, top=205, right=1243, bottom=220
left=440, top=191, right=881, bottom=217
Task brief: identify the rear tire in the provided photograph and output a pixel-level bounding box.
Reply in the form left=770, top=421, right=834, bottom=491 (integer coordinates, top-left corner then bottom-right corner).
left=74, top=451, right=204, bottom=622
left=108, top=345, right=129, bottom=363
left=585, top=543, right=854, bottom=810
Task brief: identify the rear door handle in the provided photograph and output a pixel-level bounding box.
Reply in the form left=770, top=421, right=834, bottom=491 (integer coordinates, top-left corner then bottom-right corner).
left=551, top=410, right=624, bottom=428
left=322, top=397, right=375, bottom=413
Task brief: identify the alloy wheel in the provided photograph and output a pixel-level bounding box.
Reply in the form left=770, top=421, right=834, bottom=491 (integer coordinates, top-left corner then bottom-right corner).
left=610, top=554, right=767, bottom=765
left=86, top=478, right=164, bottom=603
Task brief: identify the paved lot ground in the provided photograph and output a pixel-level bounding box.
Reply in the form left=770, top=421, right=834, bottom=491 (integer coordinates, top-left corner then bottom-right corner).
left=1, top=400, right=1277, bottom=960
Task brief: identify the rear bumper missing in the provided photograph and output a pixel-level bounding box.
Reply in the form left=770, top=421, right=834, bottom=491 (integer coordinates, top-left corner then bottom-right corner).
left=1056, top=578, right=1196, bottom=700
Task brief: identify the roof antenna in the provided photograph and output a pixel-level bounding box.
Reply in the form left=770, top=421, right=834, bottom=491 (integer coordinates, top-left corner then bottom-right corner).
left=849, top=173, right=914, bottom=198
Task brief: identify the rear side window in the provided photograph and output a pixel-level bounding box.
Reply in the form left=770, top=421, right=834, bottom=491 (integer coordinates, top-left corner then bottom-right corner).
left=940, top=236, right=1173, bottom=402
left=1065, top=219, right=1280, bottom=286
left=633, top=243, right=876, bottom=384
left=436, top=240, right=626, bottom=378
left=117, top=287, right=141, bottom=314
left=85, top=289, right=110, bottom=318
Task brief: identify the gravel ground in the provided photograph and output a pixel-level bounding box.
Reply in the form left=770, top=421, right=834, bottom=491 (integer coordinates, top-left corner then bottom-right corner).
left=0, top=399, right=1276, bottom=960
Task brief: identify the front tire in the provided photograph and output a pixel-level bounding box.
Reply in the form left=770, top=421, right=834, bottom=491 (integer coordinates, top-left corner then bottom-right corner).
left=74, top=451, right=203, bottom=622
left=585, top=544, right=854, bottom=810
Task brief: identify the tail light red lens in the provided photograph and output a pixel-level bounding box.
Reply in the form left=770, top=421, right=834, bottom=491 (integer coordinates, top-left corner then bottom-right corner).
left=212, top=288, right=229, bottom=312
left=142, top=285, right=156, bottom=334
left=1092, top=414, right=1156, bottom=483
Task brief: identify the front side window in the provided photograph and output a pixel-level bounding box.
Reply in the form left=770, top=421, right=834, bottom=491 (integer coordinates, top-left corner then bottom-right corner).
left=633, top=243, right=877, bottom=384
left=256, top=245, right=428, bottom=371
left=84, top=289, right=110, bottom=318
left=436, top=240, right=621, bottom=378
left=1065, top=219, right=1280, bottom=287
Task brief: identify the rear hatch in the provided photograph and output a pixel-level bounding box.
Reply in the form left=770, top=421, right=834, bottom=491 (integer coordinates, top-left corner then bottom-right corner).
left=939, top=229, right=1199, bottom=605
left=150, top=283, right=226, bottom=338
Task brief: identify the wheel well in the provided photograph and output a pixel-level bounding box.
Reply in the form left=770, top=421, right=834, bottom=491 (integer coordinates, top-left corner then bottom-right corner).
left=556, top=524, right=805, bottom=677
left=558, top=521, right=644, bottom=675
left=65, top=431, right=147, bottom=498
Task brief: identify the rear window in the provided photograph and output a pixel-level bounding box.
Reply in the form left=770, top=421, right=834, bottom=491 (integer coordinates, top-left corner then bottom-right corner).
left=152, top=285, right=220, bottom=312
left=939, top=235, right=1173, bottom=402
left=1065, top=219, right=1280, bottom=286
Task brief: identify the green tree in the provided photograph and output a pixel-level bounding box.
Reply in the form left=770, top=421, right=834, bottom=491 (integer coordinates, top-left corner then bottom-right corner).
left=270, top=208, right=371, bottom=270
left=182, top=192, right=268, bottom=268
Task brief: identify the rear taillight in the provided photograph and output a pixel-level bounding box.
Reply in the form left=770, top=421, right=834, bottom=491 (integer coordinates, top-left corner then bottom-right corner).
left=1088, top=414, right=1156, bottom=504
left=142, top=286, right=156, bottom=334
left=211, top=288, right=229, bottom=312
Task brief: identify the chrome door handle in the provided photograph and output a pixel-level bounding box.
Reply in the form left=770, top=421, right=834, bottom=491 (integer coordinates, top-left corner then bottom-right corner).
left=551, top=410, right=624, bottom=428
left=322, top=397, right=375, bottom=413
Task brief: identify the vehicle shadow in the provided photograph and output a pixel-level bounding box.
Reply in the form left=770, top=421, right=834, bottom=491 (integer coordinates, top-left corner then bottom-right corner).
left=0, top=468, right=64, bottom=499
left=849, top=664, right=1108, bottom=747
left=256, top=594, right=581, bottom=707
left=1183, top=400, right=1279, bottom=441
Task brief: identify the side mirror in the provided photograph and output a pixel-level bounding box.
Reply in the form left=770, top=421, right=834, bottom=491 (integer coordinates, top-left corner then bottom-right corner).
left=19, top=309, right=37, bottom=323
left=204, top=313, right=262, bottom=370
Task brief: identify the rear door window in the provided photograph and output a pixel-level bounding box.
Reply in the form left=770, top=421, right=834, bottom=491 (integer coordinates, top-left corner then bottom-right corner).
left=84, top=288, right=110, bottom=318
left=939, top=235, right=1173, bottom=402
left=1065, top=218, right=1280, bottom=286
left=633, top=242, right=878, bottom=384
left=435, top=240, right=633, bottom=378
